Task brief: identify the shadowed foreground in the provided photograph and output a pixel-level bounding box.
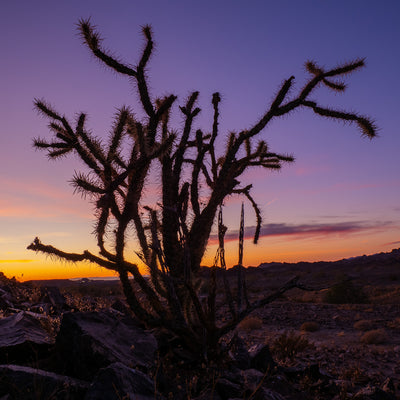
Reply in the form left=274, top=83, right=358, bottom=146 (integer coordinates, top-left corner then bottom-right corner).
left=0, top=248, right=399, bottom=399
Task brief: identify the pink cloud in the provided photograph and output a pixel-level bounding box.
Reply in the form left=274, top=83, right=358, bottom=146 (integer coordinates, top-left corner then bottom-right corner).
left=209, top=220, right=394, bottom=244
left=383, top=240, right=400, bottom=247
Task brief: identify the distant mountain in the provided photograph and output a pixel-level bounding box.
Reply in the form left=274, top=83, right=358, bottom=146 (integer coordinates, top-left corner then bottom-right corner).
left=257, top=248, right=400, bottom=270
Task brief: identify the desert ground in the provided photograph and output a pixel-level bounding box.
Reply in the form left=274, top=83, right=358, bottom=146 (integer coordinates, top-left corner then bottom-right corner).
left=1, top=248, right=399, bottom=399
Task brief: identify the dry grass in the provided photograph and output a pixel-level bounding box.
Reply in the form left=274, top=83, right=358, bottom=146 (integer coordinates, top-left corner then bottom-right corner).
left=353, top=319, right=374, bottom=331
left=360, top=329, right=388, bottom=344
left=238, top=316, right=263, bottom=331
left=272, top=331, right=313, bottom=360
left=300, top=321, right=319, bottom=332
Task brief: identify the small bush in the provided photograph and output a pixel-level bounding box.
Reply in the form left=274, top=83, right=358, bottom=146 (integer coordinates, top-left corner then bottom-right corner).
left=353, top=319, right=374, bottom=331
left=360, top=329, right=388, bottom=344
left=238, top=316, right=263, bottom=331
left=272, top=331, right=312, bottom=360
left=300, top=321, right=320, bottom=332
left=323, top=279, right=368, bottom=304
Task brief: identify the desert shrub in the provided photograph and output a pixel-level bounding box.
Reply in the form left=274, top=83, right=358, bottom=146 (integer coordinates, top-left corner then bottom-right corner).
left=323, top=279, right=368, bottom=304
left=300, top=321, right=319, bottom=332
left=353, top=319, right=374, bottom=331
left=39, top=315, right=61, bottom=336
left=360, top=329, right=388, bottom=344
left=238, top=316, right=263, bottom=331
left=272, top=331, right=313, bottom=360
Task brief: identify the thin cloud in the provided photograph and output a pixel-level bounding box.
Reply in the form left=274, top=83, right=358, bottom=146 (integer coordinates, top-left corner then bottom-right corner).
left=383, top=240, right=400, bottom=247
left=210, top=220, right=393, bottom=243
left=0, top=259, right=34, bottom=263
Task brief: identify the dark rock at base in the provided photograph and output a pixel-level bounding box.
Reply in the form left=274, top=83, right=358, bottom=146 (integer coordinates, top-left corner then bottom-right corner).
left=215, top=378, right=242, bottom=400
left=250, top=345, right=276, bottom=373
left=192, top=389, right=222, bottom=400
left=40, top=286, right=68, bottom=312
left=228, top=333, right=251, bottom=369
left=252, top=387, right=287, bottom=400
left=353, top=386, right=396, bottom=400
left=240, top=368, right=265, bottom=394
left=0, top=364, right=89, bottom=400
left=110, top=299, right=130, bottom=314
left=262, top=374, right=310, bottom=400
left=55, top=311, right=157, bottom=380
left=0, top=312, right=54, bottom=364
left=0, top=289, right=13, bottom=311
left=85, top=362, right=162, bottom=400
left=282, top=363, right=322, bottom=381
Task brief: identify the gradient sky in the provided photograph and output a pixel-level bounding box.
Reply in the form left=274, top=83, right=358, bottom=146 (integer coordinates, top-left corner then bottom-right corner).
left=1, top=1, right=400, bottom=280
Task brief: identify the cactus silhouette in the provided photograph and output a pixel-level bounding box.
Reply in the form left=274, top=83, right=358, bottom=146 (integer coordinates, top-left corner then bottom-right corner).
left=28, top=19, right=376, bottom=359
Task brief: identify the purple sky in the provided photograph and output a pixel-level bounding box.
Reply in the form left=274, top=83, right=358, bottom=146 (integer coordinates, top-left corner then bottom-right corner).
left=1, top=1, right=400, bottom=280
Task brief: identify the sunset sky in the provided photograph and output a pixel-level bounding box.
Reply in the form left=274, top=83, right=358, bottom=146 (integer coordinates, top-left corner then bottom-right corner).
left=1, top=1, right=400, bottom=281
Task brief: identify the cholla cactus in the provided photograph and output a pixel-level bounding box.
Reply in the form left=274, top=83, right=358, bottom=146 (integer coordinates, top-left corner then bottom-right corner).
left=28, top=19, right=376, bottom=359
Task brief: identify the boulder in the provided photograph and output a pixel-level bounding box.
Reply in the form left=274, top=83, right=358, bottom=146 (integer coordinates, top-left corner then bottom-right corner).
left=353, top=385, right=396, bottom=400
left=192, top=390, right=222, bottom=400
left=0, top=364, right=89, bottom=400
left=215, top=378, right=243, bottom=400
left=55, top=311, right=158, bottom=380
left=240, top=368, right=265, bottom=393
left=252, top=387, right=287, bottom=400
left=250, top=345, right=276, bottom=373
left=85, top=362, right=162, bottom=400
left=228, top=333, right=251, bottom=369
left=110, top=299, right=130, bottom=314
left=40, top=286, right=68, bottom=312
left=0, top=289, right=13, bottom=310
left=0, top=312, right=54, bottom=363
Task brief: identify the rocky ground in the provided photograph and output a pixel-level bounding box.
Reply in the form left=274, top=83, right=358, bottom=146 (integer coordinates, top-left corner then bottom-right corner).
left=0, top=248, right=399, bottom=399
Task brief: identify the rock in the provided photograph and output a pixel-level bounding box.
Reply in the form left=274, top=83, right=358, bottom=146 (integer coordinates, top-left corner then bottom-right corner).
left=253, top=387, right=286, bottom=400
left=0, top=289, right=13, bottom=310
left=228, top=333, right=251, bottom=369
left=353, top=385, right=396, bottom=400
left=282, top=363, right=322, bottom=381
left=215, top=378, right=242, bottom=400
left=262, top=373, right=310, bottom=400
left=0, top=312, right=54, bottom=363
left=191, top=389, right=222, bottom=400
left=0, top=297, right=12, bottom=311
left=85, top=362, right=162, bottom=400
left=40, top=286, right=68, bottom=312
left=110, top=299, right=130, bottom=314
left=240, top=368, right=265, bottom=393
left=0, top=364, right=89, bottom=400
left=55, top=311, right=158, bottom=380
left=250, top=345, right=276, bottom=373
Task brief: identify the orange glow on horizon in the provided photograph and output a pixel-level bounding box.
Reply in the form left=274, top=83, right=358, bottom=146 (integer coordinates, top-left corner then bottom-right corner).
left=2, top=226, right=399, bottom=282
